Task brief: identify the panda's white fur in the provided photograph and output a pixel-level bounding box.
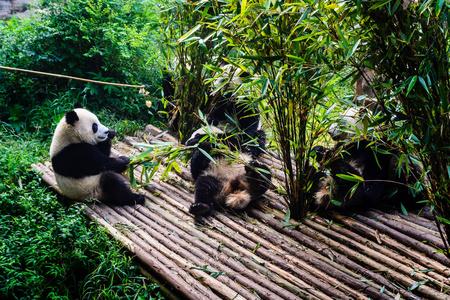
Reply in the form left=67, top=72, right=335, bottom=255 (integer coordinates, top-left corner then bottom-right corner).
left=50, top=109, right=110, bottom=200
left=187, top=125, right=270, bottom=216
left=50, top=108, right=109, bottom=157
left=185, top=125, right=224, bottom=145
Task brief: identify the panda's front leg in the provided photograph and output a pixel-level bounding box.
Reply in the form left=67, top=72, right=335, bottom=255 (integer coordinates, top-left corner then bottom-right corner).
left=189, top=175, right=222, bottom=216
left=245, top=160, right=272, bottom=197
left=105, top=156, right=130, bottom=173
left=97, top=130, right=117, bottom=156
left=99, top=171, right=144, bottom=205
left=190, top=143, right=213, bottom=180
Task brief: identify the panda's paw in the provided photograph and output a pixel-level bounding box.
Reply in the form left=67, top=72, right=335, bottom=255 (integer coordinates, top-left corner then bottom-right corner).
left=118, top=156, right=130, bottom=165
left=189, top=203, right=212, bottom=217
left=113, top=156, right=130, bottom=173
left=132, top=193, right=145, bottom=205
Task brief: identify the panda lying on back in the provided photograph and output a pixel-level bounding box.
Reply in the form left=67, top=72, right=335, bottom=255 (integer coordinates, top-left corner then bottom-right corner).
left=185, top=98, right=271, bottom=217
left=186, top=127, right=272, bottom=216
left=50, top=108, right=144, bottom=205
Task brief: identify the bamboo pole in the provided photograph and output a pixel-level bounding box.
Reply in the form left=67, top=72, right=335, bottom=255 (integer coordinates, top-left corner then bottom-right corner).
left=306, top=216, right=450, bottom=290
left=354, top=214, right=450, bottom=266
left=119, top=205, right=315, bottom=299
left=147, top=179, right=384, bottom=299
left=365, top=211, right=445, bottom=248
left=330, top=212, right=450, bottom=278
left=312, top=215, right=450, bottom=286
left=138, top=186, right=313, bottom=300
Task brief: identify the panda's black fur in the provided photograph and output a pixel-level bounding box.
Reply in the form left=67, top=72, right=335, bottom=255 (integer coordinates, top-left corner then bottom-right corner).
left=50, top=108, right=144, bottom=206
left=310, top=140, right=422, bottom=211
left=186, top=100, right=271, bottom=217
left=205, top=92, right=266, bottom=157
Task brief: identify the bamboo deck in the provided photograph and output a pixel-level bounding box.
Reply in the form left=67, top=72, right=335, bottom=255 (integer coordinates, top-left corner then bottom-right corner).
left=33, top=125, right=450, bottom=300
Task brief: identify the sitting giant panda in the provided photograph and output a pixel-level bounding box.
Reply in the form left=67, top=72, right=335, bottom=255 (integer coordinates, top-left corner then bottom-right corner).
left=186, top=128, right=272, bottom=216
left=50, top=108, right=144, bottom=205
left=310, top=140, right=422, bottom=210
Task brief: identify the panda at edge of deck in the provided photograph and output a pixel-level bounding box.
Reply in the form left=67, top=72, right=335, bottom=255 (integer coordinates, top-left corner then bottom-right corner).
left=310, top=140, right=423, bottom=211
left=50, top=108, right=145, bottom=205
left=185, top=125, right=272, bottom=217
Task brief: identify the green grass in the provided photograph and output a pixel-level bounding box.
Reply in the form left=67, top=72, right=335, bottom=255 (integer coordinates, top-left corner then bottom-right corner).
left=0, top=124, right=164, bottom=300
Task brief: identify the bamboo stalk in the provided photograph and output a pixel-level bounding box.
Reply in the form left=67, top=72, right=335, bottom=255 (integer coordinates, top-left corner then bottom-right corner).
left=397, top=213, right=440, bottom=232
left=211, top=214, right=366, bottom=299
left=221, top=212, right=383, bottom=297
left=129, top=176, right=307, bottom=299
left=139, top=186, right=312, bottom=300
left=354, top=214, right=450, bottom=266
left=100, top=205, right=246, bottom=300
left=365, top=211, right=445, bottom=248
left=249, top=209, right=411, bottom=300
left=147, top=171, right=412, bottom=295
left=114, top=206, right=254, bottom=300
left=331, top=213, right=450, bottom=278
left=380, top=212, right=441, bottom=237
left=148, top=180, right=389, bottom=299
left=308, top=216, right=450, bottom=289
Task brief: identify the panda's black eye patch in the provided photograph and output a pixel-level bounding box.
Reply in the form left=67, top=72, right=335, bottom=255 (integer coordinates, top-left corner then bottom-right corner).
left=92, top=123, right=98, bottom=133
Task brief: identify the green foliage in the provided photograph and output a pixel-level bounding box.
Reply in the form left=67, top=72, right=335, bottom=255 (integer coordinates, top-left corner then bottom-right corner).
left=160, top=1, right=231, bottom=141
left=0, top=127, right=164, bottom=299
left=0, top=0, right=163, bottom=131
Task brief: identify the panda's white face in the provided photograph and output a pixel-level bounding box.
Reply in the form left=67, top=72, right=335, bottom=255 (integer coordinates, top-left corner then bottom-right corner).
left=71, top=108, right=111, bottom=144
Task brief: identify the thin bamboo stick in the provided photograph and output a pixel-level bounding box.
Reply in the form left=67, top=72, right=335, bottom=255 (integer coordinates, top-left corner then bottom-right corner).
left=268, top=210, right=448, bottom=299
left=354, top=214, right=450, bottom=266
left=365, top=211, right=445, bottom=248
left=120, top=205, right=312, bottom=299
left=331, top=213, right=450, bottom=278
left=312, top=216, right=450, bottom=286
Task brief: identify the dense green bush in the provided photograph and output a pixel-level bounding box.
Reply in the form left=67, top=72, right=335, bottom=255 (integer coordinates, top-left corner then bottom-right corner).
left=0, top=126, right=164, bottom=299
left=0, top=0, right=163, bottom=132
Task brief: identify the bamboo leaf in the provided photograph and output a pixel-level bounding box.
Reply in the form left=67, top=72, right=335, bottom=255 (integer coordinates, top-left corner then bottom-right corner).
left=241, top=0, right=247, bottom=15
left=198, top=147, right=216, bottom=164
left=261, top=77, right=270, bottom=96
left=418, top=76, right=431, bottom=95
left=406, top=75, right=417, bottom=96
left=283, top=208, right=291, bottom=226
left=336, top=173, right=364, bottom=182
left=435, top=0, right=444, bottom=15
left=177, top=24, right=202, bottom=43
left=400, top=202, right=408, bottom=216
left=347, top=39, right=361, bottom=59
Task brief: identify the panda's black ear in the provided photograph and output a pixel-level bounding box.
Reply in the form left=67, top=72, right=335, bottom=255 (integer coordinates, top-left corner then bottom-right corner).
left=65, top=110, right=79, bottom=126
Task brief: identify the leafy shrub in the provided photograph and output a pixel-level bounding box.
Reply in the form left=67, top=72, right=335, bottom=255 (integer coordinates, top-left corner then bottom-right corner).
left=0, top=0, right=163, bottom=131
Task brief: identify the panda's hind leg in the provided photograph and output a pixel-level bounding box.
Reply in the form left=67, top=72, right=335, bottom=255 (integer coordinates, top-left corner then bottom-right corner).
left=190, top=175, right=222, bottom=217
left=99, top=171, right=144, bottom=205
